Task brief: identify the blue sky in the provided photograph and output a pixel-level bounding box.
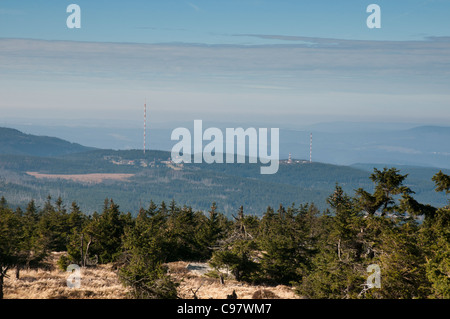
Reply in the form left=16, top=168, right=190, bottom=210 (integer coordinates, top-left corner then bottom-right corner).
left=1, top=0, right=450, bottom=44
left=0, top=0, right=450, bottom=129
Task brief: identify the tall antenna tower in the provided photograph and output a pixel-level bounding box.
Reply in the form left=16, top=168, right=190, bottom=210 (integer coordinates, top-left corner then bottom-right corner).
left=310, top=132, right=312, bottom=163
left=143, top=99, right=147, bottom=155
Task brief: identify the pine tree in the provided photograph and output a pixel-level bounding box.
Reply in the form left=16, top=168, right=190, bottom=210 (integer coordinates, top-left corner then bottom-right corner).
left=64, top=202, right=90, bottom=267
left=367, top=221, right=431, bottom=299
left=195, top=202, right=229, bottom=260
left=258, top=204, right=315, bottom=285
left=119, top=206, right=178, bottom=299
left=355, top=167, right=412, bottom=217
left=67, top=201, right=85, bottom=232
left=37, top=196, right=70, bottom=252
left=422, top=207, right=450, bottom=298
left=296, top=185, right=366, bottom=298
left=0, top=197, right=7, bottom=210
left=16, top=200, right=47, bottom=275
left=210, top=206, right=259, bottom=283
left=0, top=205, right=22, bottom=298
left=432, top=170, right=450, bottom=195
left=419, top=171, right=450, bottom=298
left=89, top=199, right=126, bottom=263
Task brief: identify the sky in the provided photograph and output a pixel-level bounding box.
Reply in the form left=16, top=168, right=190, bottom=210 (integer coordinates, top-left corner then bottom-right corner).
left=1, top=0, right=450, bottom=43
left=0, top=0, right=450, bottom=130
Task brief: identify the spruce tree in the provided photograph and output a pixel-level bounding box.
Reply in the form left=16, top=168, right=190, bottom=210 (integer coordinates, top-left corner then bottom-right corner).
left=296, top=185, right=366, bottom=298
left=0, top=205, right=22, bottom=298
left=89, top=199, right=126, bottom=263
left=210, top=206, right=259, bottom=283
left=258, top=204, right=315, bottom=285
left=419, top=171, right=450, bottom=298
left=119, top=206, right=178, bottom=299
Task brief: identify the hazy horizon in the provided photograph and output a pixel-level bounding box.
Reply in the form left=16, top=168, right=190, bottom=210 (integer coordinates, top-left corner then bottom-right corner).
left=1, top=1, right=450, bottom=129
left=1, top=37, right=450, bottom=127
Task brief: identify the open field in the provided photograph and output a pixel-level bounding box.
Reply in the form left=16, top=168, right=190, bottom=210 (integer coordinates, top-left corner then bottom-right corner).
left=3, top=253, right=130, bottom=299
left=26, top=172, right=135, bottom=184
left=4, top=253, right=299, bottom=299
left=167, top=261, right=299, bottom=299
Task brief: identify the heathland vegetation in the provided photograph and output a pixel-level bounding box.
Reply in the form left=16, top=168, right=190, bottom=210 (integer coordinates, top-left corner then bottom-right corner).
left=1, top=167, right=449, bottom=299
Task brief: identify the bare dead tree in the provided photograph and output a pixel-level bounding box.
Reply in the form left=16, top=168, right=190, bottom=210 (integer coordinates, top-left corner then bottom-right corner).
left=80, top=233, right=93, bottom=267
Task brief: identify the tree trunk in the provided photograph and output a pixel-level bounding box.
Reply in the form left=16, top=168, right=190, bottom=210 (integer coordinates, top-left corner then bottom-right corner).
left=234, top=269, right=240, bottom=282
left=0, top=274, right=4, bottom=299
left=80, top=233, right=84, bottom=267
left=84, top=237, right=92, bottom=267
left=0, top=267, right=7, bottom=300
left=338, top=239, right=342, bottom=261
left=15, top=265, right=20, bottom=280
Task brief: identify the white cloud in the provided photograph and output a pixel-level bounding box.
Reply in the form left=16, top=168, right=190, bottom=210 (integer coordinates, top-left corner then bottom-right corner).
left=187, top=2, right=200, bottom=12
left=0, top=37, right=449, bottom=125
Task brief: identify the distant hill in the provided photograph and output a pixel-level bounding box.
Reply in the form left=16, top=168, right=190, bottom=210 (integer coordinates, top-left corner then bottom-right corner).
left=8, top=122, right=450, bottom=169
left=0, top=127, right=95, bottom=157
left=0, top=127, right=448, bottom=217
left=407, top=125, right=450, bottom=135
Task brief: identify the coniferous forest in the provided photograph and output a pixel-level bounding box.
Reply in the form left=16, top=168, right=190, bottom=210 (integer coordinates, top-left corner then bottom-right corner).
left=1, top=167, right=449, bottom=299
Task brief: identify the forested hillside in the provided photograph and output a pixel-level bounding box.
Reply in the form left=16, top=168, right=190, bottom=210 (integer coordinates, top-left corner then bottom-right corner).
left=0, top=127, right=95, bottom=157
left=1, top=150, right=449, bottom=217
left=1, top=127, right=449, bottom=216
left=1, top=168, right=449, bottom=299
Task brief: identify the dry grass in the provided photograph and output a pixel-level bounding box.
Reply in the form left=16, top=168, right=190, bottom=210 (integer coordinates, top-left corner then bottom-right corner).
left=166, top=261, right=300, bottom=300
left=4, top=254, right=300, bottom=299
left=26, top=172, right=134, bottom=184
left=3, top=252, right=131, bottom=299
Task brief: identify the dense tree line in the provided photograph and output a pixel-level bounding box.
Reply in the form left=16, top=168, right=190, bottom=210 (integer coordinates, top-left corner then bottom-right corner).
left=1, top=167, right=449, bottom=299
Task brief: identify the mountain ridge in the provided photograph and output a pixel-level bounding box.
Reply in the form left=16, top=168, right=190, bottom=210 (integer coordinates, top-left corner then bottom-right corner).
left=0, top=126, right=96, bottom=157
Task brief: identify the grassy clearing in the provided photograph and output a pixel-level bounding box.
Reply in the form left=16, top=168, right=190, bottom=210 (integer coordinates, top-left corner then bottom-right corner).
left=167, top=261, right=299, bottom=299
left=4, top=253, right=299, bottom=299
left=4, top=252, right=130, bottom=299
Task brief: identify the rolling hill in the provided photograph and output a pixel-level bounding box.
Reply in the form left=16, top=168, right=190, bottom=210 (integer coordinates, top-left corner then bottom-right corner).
left=0, top=127, right=448, bottom=217
left=10, top=122, right=450, bottom=169
left=0, top=127, right=95, bottom=157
